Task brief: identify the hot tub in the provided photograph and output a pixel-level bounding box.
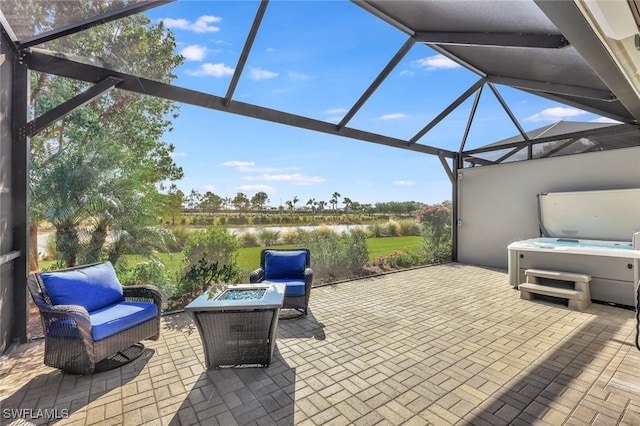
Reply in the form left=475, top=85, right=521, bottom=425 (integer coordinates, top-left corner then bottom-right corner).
left=508, top=189, right=640, bottom=307
left=508, top=237, right=640, bottom=306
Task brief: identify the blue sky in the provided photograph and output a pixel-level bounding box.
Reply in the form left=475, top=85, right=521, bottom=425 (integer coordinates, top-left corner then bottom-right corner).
left=145, top=1, right=616, bottom=207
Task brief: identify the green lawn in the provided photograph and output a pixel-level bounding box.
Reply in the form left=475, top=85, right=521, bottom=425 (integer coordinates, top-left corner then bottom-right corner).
left=366, top=235, right=423, bottom=258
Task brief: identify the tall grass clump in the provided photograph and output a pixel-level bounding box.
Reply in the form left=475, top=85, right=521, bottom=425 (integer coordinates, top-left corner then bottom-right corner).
left=280, top=229, right=299, bottom=245
left=382, top=220, right=400, bottom=237
left=239, top=231, right=260, bottom=248
left=366, top=223, right=385, bottom=238
left=257, top=229, right=280, bottom=246
left=167, top=226, right=191, bottom=252
left=397, top=220, right=421, bottom=236
left=295, top=227, right=369, bottom=282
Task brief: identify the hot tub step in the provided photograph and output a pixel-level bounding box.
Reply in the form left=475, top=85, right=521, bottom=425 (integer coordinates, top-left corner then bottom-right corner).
left=520, top=269, right=592, bottom=311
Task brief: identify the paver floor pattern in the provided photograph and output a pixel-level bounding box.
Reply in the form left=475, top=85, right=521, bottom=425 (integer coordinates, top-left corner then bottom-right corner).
left=1, top=263, right=639, bottom=425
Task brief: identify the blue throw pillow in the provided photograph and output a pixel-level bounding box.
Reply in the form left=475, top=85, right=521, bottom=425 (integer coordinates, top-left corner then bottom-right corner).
left=41, top=262, right=125, bottom=312
left=264, top=250, right=306, bottom=280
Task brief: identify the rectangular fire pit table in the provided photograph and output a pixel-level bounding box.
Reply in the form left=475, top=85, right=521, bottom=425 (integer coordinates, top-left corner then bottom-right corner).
left=185, top=283, right=285, bottom=369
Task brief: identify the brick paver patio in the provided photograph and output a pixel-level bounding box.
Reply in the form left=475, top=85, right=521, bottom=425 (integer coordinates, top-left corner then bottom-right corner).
left=1, top=263, right=639, bottom=425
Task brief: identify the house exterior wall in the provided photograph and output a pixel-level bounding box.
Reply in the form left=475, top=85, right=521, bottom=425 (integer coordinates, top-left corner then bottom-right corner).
left=457, top=146, right=640, bottom=270
left=0, top=28, right=15, bottom=354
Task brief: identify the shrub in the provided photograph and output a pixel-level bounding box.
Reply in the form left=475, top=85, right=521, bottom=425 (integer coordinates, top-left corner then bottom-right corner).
left=174, top=257, right=240, bottom=299
left=119, top=260, right=175, bottom=309
left=371, top=249, right=427, bottom=270
left=120, top=259, right=169, bottom=286
left=423, top=238, right=452, bottom=264
left=295, top=228, right=369, bottom=282
left=414, top=203, right=451, bottom=247
left=253, top=215, right=269, bottom=224
left=182, top=227, right=240, bottom=269
left=167, top=226, right=191, bottom=252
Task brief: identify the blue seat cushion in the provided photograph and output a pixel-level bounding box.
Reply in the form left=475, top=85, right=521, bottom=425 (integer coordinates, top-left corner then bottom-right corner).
left=41, top=262, right=125, bottom=312
left=90, top=301, right=158, bottom=341
left=264, top=250, right=306, bottom=280
left=264, top=279, right=306, bottom=297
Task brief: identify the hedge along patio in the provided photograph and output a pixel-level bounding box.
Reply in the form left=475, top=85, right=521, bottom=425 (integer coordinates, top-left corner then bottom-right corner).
left=2, top=264, right=639, bottom=425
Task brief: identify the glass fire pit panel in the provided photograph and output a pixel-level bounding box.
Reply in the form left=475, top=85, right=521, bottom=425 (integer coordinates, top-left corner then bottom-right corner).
left=217, top=288, right=266, bottom=301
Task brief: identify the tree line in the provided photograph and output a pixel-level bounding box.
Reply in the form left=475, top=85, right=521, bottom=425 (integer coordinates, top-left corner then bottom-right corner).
left=168, top=188, right=426, bottom=216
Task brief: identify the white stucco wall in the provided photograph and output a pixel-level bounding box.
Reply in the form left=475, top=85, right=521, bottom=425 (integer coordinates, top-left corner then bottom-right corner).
left=457, top=146, right=640, bottom=269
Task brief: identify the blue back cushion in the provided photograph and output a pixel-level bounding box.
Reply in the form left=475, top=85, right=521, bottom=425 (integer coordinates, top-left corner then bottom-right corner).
left=41, top=262, right=125, bottom=312
left=264, top=250, right=306, bottom=280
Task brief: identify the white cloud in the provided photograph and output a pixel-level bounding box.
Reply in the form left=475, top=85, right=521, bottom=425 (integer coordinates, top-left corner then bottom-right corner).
left=223, top=161, right=302, bottom=174
left=259, top=174, right=325, bottom=185
left=221, top=160, right=300, bottom=174
left=235, top=184, right=274, bottom=193
left=203, top=185, right=216, bottom=192
left=288, top=71, right=312, bottom=81
left=222, top=161, right=255, bottom=168
left=161, top=18, right=189, bottom=29
left=180, top=45, right=207, bottom=61
left=189, top=63, right=234, bottom=77
left=415, top=55, right=461, bottom=71
left=525, top=107, right=588, bottom=122
left=170, top=151, right=187, bottom=158
left=247, top=166, right=297, bottom=173
left=162, top=15, right=221, bottom=33
left=399, top=70, right=415, bottom=76
left=324, top=115, right=343, bottom=124
left=324, top=108, right=347, bottom=123
left=249, top=67, right=279, bottom=81
left=591, top=116, right=622, bottom=124
left=393, top=180, right=416, bottom=186
left=380, top=113, right=407, bottom=120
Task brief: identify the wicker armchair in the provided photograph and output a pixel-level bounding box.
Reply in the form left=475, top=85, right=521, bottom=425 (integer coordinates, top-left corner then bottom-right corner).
left=249, top=248, right=313, bottom=315
left=27, top=261, right=162, bottom=375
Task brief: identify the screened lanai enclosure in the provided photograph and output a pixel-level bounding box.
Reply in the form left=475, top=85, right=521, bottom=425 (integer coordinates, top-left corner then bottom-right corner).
left=2, top=0, right=640, bottom=353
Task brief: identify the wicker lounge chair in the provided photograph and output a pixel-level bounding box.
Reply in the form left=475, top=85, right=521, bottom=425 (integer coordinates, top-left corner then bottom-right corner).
left=27, top=261, right=162, bottom=375
left=249, top=248, right=313, bottom=315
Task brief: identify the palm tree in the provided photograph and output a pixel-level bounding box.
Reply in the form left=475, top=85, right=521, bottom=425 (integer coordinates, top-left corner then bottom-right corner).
left=330, top=192, right=341, bottom=211
left=36, top=137, right=113, bottom=267
left=292, top=196, right=299, bottom=212
left=306, top=198, right=315, bottom=213
left=343, top=197, right=353, bottom=213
